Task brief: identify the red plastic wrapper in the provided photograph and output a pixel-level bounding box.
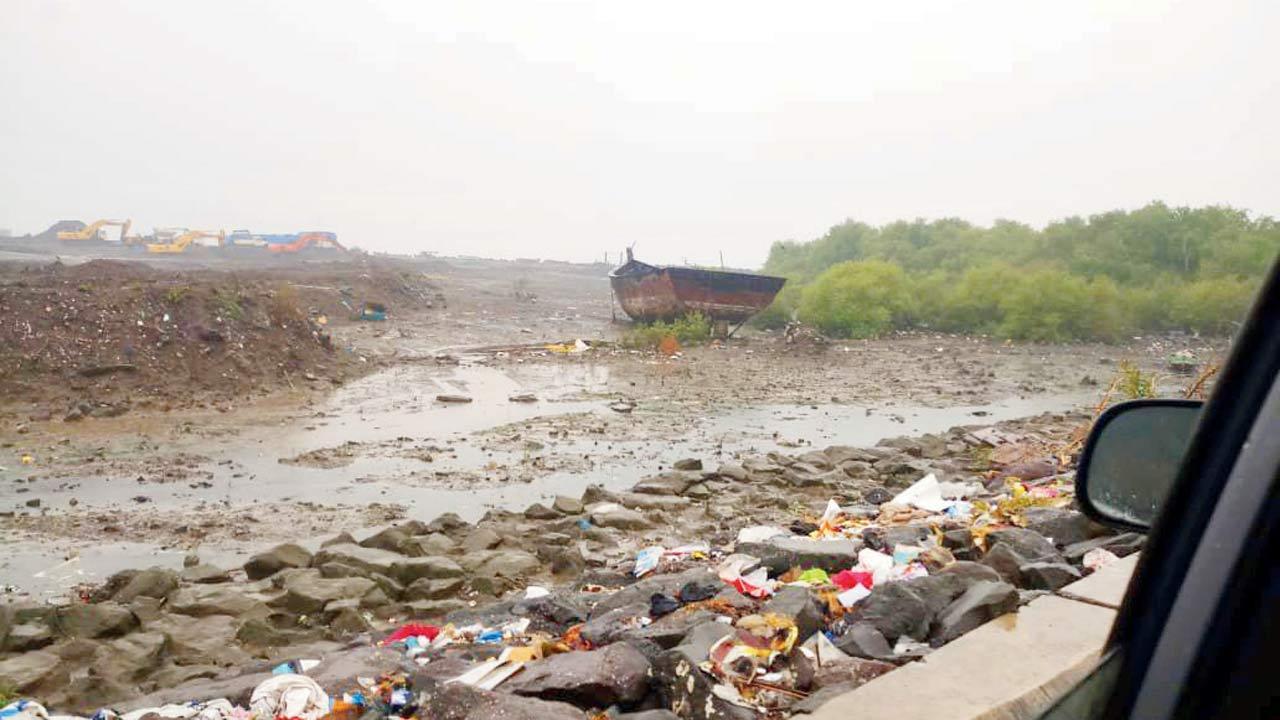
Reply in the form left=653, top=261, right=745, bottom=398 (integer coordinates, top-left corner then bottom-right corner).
left=380, top=623, right=440, bottom=645
left=831, top=569, right=874, bottom=591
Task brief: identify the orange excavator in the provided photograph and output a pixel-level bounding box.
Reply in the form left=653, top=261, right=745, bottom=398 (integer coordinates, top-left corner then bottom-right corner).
left=57, top=219, right=132, bottom=242
left=266, top=231, right=344, bottom=253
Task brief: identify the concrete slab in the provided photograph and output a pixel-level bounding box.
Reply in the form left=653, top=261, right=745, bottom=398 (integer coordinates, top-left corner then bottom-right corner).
left=1057, top=553, right=1140, bottom=609
left=806, top=595, right=1117, bottom=720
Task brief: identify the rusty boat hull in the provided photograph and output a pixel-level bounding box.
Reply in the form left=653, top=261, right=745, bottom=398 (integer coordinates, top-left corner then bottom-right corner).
left=609, top=257, right=786, bottom=324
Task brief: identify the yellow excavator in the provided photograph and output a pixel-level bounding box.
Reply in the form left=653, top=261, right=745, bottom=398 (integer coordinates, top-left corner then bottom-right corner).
left=145, top=229, right=225, bottom=254
left=57, top=219, right=132, bottom=242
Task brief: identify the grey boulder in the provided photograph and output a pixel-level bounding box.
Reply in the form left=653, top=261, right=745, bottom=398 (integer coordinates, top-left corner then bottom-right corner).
left=506, top=641, right=651, bottom=706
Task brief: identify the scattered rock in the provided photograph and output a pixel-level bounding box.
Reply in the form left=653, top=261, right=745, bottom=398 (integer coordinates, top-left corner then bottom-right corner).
left=833, top=621, right=894, bottom=661
left=399, top=533, right=458, bottom=558
left=736, top=535, right=862, bottom=574
left=0, top=650, right=67, bottom=695
left=652, top=622, right=754, bottom=720
left=181, top=565, right=231, bottom=584
left=552, top=496, right=584, bottom=515
left=390, top=556, right=467, bottom=584
left=427, top=513, right=470, bottom=534
left=3, top=623, right=54, bottom=651
left=111, top=568, right=179, bottom=603
left=419, top=681, right=585, bottom=720
left=244, top=543, right=313, bottom=580
left=274, top=572, right=381, bottom=615
left=672, top=458, right=703, bottom=471
left=167, top=586, right=268, bottom=619
left=461, top=527, right=504, bottom=552
left=854, top=581, right=931, bottom=642
left=930, top=581, right=1019, bottom=643
left=763, top=585, right=825, bottom=642
left=465, top=550, right=540, bottom=580
left=1021, top=508, right=1103, bottom=548
left=312, top=543, right=403, bottom=577
left=404, top=577, right=465, bottom=601
left=1064, top=533, right=1145, bottom=561
left=632, top=471, right=698, bottom=496
left=507, top=641, right=651, bottom=706
left=435, top=394, right=473, bottom=404
left=54, top=602, right=139, bottom=639
left=524, top=503, right=560, bottom=520
left=1020, top=562, right=1082, bottom=591
left=588, top=503, right=651, bottom=530
left=360, top=526, right=411, bottom=553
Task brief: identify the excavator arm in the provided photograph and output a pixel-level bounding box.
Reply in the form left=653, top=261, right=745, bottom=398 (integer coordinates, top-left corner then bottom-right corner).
left=58, top=219, right=131, bottom=242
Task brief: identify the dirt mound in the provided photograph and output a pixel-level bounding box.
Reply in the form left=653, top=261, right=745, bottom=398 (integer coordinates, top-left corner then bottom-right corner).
left=0, top=261, right=441, bottom=416
left=32, top=220, right=85, bottom=241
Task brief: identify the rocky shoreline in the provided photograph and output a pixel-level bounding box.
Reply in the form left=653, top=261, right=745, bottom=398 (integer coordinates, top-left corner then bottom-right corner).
left=0, top=410, right=1144, bottom=719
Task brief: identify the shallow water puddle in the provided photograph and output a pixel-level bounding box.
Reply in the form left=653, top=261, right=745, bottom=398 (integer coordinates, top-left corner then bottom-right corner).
left=0, top=361, right=1090, bottom=597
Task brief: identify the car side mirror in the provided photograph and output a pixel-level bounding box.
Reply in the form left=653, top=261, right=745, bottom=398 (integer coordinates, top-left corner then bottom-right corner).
left=1077, top=399, right=1203, bottom=531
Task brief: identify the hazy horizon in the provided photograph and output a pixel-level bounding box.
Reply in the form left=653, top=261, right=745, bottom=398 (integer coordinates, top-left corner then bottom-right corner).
left=3, top=1, right=1276, bottom=268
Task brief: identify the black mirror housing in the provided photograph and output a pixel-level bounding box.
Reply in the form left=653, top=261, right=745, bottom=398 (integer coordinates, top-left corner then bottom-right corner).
left=1077, top=399, right=1203, bottom=532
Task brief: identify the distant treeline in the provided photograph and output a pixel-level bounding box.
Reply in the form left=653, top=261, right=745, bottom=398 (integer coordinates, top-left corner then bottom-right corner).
left=754, top=203, right=1279, bottom=341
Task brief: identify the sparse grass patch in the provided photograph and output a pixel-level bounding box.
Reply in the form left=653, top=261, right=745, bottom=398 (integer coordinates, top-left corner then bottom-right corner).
left=622, top=312, right=713, bottom=349
left=268, top=284, right=305, bottom=327
left=213, top=288, right=244, bottom=320
left=1116, top=360, right=1158, bottom=399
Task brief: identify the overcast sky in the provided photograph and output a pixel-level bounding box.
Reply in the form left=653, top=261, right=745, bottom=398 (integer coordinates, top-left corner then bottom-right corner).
left=2, top=1, right=1276, bottom=267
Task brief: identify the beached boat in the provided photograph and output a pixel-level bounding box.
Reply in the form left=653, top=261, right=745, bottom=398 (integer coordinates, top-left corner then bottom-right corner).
left=609, top=250, right=786, bottom=326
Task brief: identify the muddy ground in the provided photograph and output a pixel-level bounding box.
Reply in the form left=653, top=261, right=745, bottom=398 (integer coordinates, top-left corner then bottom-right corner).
left=0, top=252, right=1226, bottom=599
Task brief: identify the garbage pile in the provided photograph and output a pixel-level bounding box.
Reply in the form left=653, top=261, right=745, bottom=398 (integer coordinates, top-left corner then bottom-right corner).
left=0, top=414, right=1146, bottom=718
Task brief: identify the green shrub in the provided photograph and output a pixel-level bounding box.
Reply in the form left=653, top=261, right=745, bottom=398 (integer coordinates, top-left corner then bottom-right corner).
left=994, top=270, right=1083, bottom=342
left=1169, top=276, right=1257, bottom=335
left=797, top=260, right=914, bottom=338
left=936, top=262, right=1021, bottom=333
left=622, top=312, right=713, bottom=349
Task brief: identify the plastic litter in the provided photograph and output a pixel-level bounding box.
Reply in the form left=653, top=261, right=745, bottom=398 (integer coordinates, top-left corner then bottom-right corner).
left=800, top=630, right=853, bottom=666
left=703, top=613, right=805, bottom=708
left=892, top=544, right=923, bottom=565
left=836, top=585, right=872, bottom=607
left=248, top=674, right=329, bottom=720
left=650, top=593, right=680, bottom=617
left=271, top=659, right=320, bottom=675
left=857, top=548, right=895, bottom=583
left=718, top=554, right=774, bottom=598
left=679, top=579, right=718, bottom=602
left=116, top=700, right=236, bottom=720
left=889, top=473, right=952, bottom=513
left=666, top=543, right=711, bottom=559
left=831, top=569, right=873, bottom=591
left=796, top=568, right=830, bottom=585
left=380, top=623, right=440, bottom=646
left=634, top=546, right=664, bottom=577
left=1, top=701, right=48, bottom=720
left=447, top=645, right=542, bottom=690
